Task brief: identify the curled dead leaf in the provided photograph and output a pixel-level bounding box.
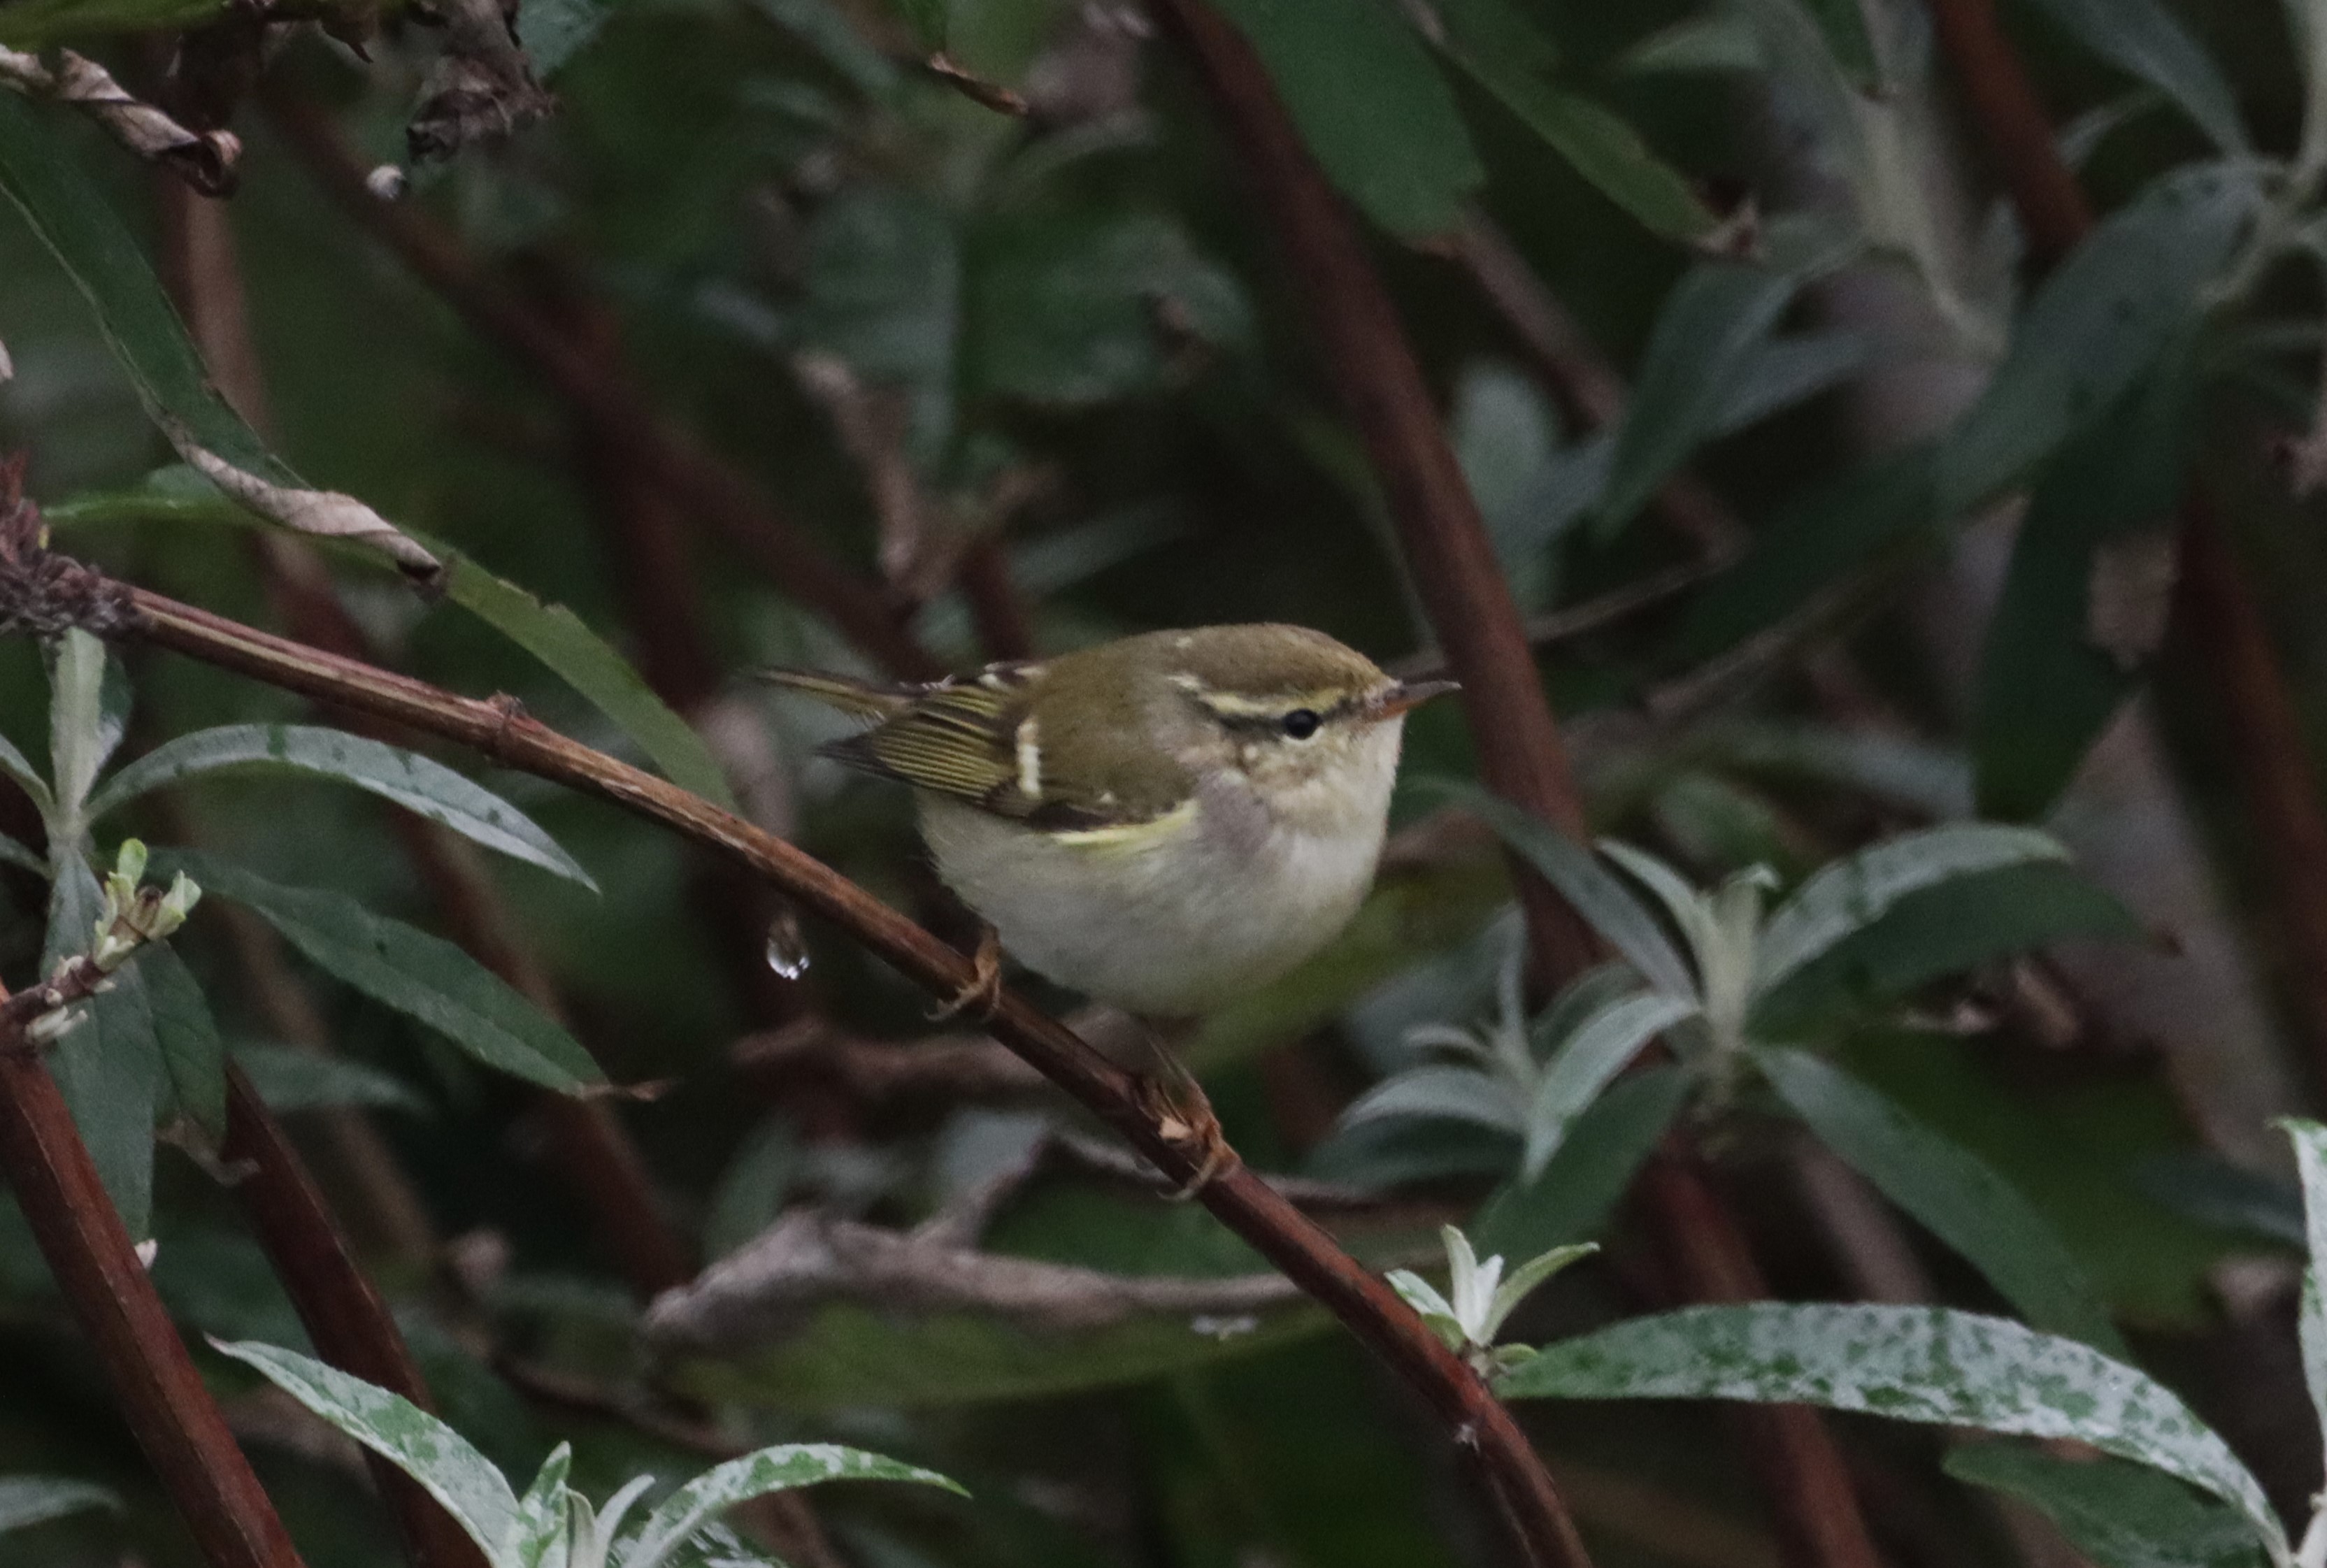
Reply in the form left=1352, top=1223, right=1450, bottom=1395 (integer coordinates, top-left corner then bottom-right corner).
left=168, top=429, right=443, bottom=583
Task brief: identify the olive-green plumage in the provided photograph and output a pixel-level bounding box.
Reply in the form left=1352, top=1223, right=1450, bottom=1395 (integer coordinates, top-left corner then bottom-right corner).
left=763, top=624, right=1393, bottom=830
left=759, top=624, right=1452, bottom=1015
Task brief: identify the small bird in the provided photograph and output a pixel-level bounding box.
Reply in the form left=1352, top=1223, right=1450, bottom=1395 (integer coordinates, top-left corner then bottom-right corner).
left=762, top=624, right=1456, bottom=1020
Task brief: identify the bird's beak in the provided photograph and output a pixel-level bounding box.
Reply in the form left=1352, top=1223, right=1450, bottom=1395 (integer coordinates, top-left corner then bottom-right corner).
left=1366, top=679, right=1461, bottom=721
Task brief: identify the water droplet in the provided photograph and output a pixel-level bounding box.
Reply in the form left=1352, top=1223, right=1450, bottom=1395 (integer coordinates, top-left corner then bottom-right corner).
left=764, top=907, right=810, bottom=979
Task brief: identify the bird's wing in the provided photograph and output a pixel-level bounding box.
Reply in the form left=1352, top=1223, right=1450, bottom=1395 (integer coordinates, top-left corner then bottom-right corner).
left=816, top=664, right=1135, bottom=830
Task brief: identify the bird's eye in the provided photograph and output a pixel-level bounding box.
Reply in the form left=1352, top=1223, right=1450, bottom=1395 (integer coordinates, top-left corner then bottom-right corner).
left=1281, top=709, right=1322, bottom=740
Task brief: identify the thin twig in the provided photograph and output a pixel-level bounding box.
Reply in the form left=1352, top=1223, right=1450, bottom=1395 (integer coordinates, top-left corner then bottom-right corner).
left=0, top=977, right=307, bottom=1568
left=43, top=561, right=1571, bottom=1568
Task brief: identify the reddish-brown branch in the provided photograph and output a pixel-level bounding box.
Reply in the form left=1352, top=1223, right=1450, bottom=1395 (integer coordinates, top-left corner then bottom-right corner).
left=86, top=578, right=1584, bottom=1568
left=1152, top=0, right=1596, bottom=990
left=1642, top=1159, right=1885, bottom=1568
left=220, top=1065, right=489, bottom=1568
left=1919, top=0, right=2093, bottom=270
left=1150, top=8, right=1887, bottom=1565
left=1923, top=0, right=2327, bottom=1095
left=261, top=92, right=943, bottom=684
left=0, top=987, right=305, bottom=1568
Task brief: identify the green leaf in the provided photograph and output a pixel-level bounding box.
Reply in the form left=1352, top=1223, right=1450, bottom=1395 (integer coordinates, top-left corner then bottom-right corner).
left=0, top=726, right=52, bottom=819
left=1522, top=991, right=1697, bottom=1179
left=1422, top=783, right=1694, bottom=999
left=624, top=1445, right=962, bottom=1568
left=1341, top=1066, right=1524, bottom=1135
left=1758, top=1046, right=2124, bottom=1355
left=88, top=724, right=596, bottom=891
left=2020, top=0, right=2247, bottom=154
left=0, top=1476, right=119, bottom=1537
left=508, top=1443, right=571, bottom=1568
left=1750, top=861, right=2140, bottom=1031
left=1945, top=1444, right=2268, bottom=1568
left=1498, top=1303, right=2286, bottom=1564
left=1473, top=1066, right=1694, bottom=1260
left=442, top=560, right=736, bottom=811
left=1425, top=0, right=1715, bottom=242
left=1208, top=0, right=1484, bottom=238
left=1972, top=331, right=2198, bottom=820
left=1597, top=264, right=1800, bottom=538
left=516, top=0, right=611, bottom=79
left=0, top=98, right=731, bottom=814
left=0, top=96, right=273, bottom=480
left=0, top=833, right=43, bottom=874
left=210, top=1341, right=519, bottom=1565
left=229, top=1044, right=429, bottom=1117
left=42, top=858, right=161, bottom=1241
left=1935, top=162, right=2258, bottom=517
left=143, top=944, right=227, bottom=1139
left=1755, top=823, right=2070, bottom=994
left=47, top=630, right=121, bottom=835
left=169, top=853, right=604, bottom=1095
left=2281, top=1119, right=2327, bottom=1446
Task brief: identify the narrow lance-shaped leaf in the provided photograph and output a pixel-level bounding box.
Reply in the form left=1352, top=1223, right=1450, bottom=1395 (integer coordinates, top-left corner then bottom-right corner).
left=441, top=561, right=736, bottom=810
left=1422, top=782, right=1694, bottom=998
left=210, top=1341, right=520, bottom=1564
left=1934, top=161, right=2258, bottom=517
left=1944, top=1444, right=2268, bottom=1568
left=1424, top=0, right=1717, bottom=243
left=1340, top=1067, right=1526, bottom=1135
left=0, top=96, right=735, bottom=812
left=47, top=629, right=120, bottom=833
left=87, top=724, right=597, bottom=891
left=0, top=727, right=52, bottom=818
left=1756, top=1046, right=2125, bottom=1356
left=1475, top=1066, right=1695, bottom=1260
left=1972, top=329, right=2198, bottom=821
left=0, top=1476, right=120, bottom=1537
left=1754, top=823, right=2070, bottom=994
left=2019, top=0, right=2248, bottom=154
left=142, top=943, right=227, bottom=1139
left=1208, top=0, right=1483, bottom=238
left=1522, top=991, right=1698, bottom=1179
left=2281, top=1119, right=2327, bottom=1447
left=41, top=856, right=162, bottom=1240
left=623, top=1444, right=964, bottom=1568
left=168, top=853, right=603, bottom=1095
left=1597, top=264, right=1800, bottom=538
left=1498, top=1303, right=2288, bottom=1565
left=508, top=1441, right=572, bottom=1568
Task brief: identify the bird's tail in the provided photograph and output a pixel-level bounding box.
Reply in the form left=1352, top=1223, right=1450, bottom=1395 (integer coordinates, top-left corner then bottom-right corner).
left=752, top=668, right=918, bottom=720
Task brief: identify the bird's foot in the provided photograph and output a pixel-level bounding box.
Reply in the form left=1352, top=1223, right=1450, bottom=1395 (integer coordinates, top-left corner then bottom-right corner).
left=928, top=923, right=1005, bottom=1021
left=1136, top=1071, right=1239, bottom=1200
